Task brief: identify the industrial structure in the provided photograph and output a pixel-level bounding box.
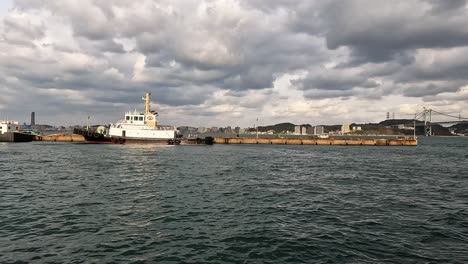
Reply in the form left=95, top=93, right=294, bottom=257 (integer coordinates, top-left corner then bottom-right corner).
left=30, top=112, right=35, bottom=126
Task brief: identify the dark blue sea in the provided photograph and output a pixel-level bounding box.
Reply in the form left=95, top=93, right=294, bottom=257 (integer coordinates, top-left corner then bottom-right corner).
left=1, top=137, right=467, bottom=263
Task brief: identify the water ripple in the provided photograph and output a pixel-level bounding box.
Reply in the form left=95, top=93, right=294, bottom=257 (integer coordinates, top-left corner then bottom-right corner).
left=1, top=138, right=468, bottom=263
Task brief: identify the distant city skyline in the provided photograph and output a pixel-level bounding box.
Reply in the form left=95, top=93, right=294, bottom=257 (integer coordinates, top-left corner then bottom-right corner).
left=1, top=1, right=468, bottom=127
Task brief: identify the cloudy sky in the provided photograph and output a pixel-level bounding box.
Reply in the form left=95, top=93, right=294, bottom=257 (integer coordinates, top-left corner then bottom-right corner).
left=1, top=0, right=468, bottom=127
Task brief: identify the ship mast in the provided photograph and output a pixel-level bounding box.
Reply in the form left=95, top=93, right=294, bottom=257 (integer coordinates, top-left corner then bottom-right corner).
left=144, top=92, right=158, bottom=127
left=145, top=92, right=151, bottom=115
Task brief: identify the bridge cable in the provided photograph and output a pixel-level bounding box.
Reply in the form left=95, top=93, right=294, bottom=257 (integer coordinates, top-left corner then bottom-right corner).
left=430, top=110, right=468, bottom=120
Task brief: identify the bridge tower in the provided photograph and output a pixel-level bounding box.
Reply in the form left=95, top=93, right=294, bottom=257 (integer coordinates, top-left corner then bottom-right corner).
left=423, top=108, right=432, bottom=136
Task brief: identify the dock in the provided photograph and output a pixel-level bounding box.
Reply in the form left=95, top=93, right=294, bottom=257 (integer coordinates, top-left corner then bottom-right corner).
left=213, top=137, right=417, bottom=146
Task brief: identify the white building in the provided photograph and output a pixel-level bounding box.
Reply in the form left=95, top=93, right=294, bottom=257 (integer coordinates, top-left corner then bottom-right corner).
left=341, top=124, right=350, bottom=134
left=294, top=125, right=301, bottom=135
left=314, top=126, right=324, bottom=135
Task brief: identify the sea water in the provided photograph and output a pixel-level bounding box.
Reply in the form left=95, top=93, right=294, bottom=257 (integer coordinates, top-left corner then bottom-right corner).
left=1, top=137, right=467, bottom=263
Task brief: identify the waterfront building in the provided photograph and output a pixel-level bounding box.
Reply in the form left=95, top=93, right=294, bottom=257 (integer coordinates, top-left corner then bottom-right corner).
left=314, top=126, right=324, bottom=135
left=341, top=124, right=350, bottom=134
left=398, top=124, right=414, bottom=130
left=301, top=127, right=307, bottom=135
left=294, top=125, right=301, bottom=135
left=224, top=126, right=233, bottom=134
left=234, top=127, right=246, bottom=135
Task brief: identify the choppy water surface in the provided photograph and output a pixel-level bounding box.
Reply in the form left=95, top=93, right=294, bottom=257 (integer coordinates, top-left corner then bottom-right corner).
left=1, top=137, right=467, bottom=263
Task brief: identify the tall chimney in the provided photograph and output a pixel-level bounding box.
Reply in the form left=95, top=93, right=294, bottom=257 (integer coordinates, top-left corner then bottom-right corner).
left=31, top=112, right=35, bottom=126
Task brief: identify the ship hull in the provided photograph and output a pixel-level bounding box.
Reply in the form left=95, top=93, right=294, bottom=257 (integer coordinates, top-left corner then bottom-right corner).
left=73, top=128, right=113, bottom=143
left=0, top=132, right=34, bottom=142
left=74, top=128, right=178, bottom=144
left=109, top=137, right=179, bottom=144
left=83, top=136, right=178, bottom=144
left=74, top=127, right=213, bottom=145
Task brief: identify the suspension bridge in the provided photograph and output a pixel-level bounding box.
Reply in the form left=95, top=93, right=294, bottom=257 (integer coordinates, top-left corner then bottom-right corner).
left=414, top=108, right=468, bottom=136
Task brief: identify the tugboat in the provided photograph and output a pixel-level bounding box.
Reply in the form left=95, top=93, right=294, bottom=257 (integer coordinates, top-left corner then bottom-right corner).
left=0, top=121, right=35, bottom=142
left=74, top=92, right=181, bottom=144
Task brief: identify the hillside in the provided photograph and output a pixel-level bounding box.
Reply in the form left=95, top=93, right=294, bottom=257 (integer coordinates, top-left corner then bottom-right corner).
left=244, top=120, right=454, bottom=136
left=379, top=119, right=452, bottom=136
left=379, top=119, right=418, bottom=126
left=450, top=123, right=468, bottom=134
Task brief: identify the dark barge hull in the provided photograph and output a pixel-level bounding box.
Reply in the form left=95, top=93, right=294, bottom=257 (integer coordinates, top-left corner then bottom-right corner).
left=73, top=128, right=213, bottom=145
left=73, top=128, right=112, bottom=143
left=80, top=136, right=213, bottom=145
left=0, top=132, right=34, bottom=142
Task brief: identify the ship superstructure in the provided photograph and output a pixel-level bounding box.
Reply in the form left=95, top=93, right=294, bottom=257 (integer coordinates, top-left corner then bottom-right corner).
left=0, top=120, right=34, bottom=142
left=75, top=92, right=180, bottom=144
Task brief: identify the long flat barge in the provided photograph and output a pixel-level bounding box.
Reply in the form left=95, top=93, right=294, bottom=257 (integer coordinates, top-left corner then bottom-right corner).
left=34, top=133, right=214, bottom=145
left=33, top=134, right=417, bottom=146
left=213, top=137, right=417, bottom=146
left=34, top=134, right=86, bottom=142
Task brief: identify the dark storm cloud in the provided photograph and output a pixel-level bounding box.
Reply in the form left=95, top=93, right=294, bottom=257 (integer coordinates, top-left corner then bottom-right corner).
left=76, top=38, right=126, bottom=54
left=128, top=1, right=328, bottom=91
left=294, top=71, right=380, bottom=91
left=1, top=0, right=468, bottom=125
left=317, top=0, right=468, bottom=63
left=394, top=51, right=468, bottom=83
left=400, top=82, right=463, bottom=97
left=397, top=64, right=468, bottom=84
left=152, top=86, right=213, bottom=106
left=221, top=67, right=277, bottom=90
left=288, top=0, right=468, bottom=98
left=427, top=0, right=467, bottom=13
left=303, top=89, right=355, bottom=100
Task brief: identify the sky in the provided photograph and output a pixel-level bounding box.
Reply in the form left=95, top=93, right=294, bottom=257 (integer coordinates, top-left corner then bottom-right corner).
left=1, top=0, right=468, bottom=127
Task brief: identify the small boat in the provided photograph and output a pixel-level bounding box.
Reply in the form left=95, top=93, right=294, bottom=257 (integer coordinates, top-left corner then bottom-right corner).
left=318, top=133, right=329, bottom=139
left=74, top=92, right=180, bottom=144
left=0, top=121, right=35, bottom=142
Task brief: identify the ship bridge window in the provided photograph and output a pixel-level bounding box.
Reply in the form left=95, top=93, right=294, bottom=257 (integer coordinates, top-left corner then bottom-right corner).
left=126, top=116, right=130, bottom=121
left=139, top=116, right=143, bottom=121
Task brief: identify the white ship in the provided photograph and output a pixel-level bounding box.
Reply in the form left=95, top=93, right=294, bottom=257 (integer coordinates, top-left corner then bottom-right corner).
left=75, top=92, right=180, bottom=144
left=0, top=120, right=35, bottom=142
